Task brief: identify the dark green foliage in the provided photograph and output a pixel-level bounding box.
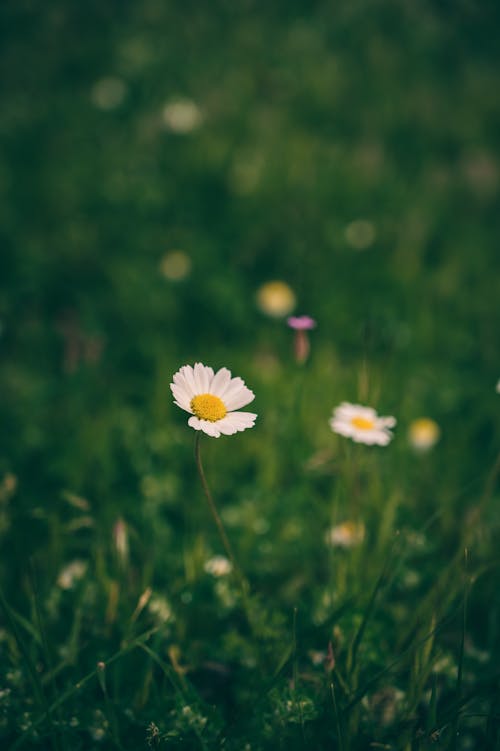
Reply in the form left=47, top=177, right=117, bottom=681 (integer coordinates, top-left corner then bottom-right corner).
left=1, top=1, right=500, bottom=748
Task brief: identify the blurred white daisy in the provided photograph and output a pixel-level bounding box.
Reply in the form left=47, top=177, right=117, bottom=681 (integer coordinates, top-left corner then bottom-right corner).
left=204, top=555, right=233, bottom=577
left=57, top=560, right=87, bottom=590
left=330, top=402, right=396, bottom=446
left=162, top=98, right=203, bottom=133
left=170, top=363, right=257, bottom=438
left=325, top=520, right=365, bottom=548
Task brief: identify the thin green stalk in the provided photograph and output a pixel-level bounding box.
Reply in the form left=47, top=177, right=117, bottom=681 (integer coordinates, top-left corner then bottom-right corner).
left=449, top=550, right=469, bottom=750
left=96, top=662, right=123, bottom=751
left=194, top=433, right=251, bottom=609
left=29, top=560, right=65, bottom=750
left=330, top=680, right=345, bottom=751
left=194, top=434, right=239, bottom=572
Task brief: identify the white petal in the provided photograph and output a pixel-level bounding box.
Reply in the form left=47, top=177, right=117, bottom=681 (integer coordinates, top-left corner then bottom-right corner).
left=188, top=416, right=203, bottom=431
left=224, top=386, right=255, bottom=411
left=198, top=420, right=221, bottom=438
left=219, top=377, right=245, bottom=405
left=194, top=362, right=213, bottom=393
left=180, top=365, right=198, bottom=396
left=173, top=370, right=192, bottom=398
left=170, top=383, right=192, bottom=412
left=188, top=415, right=222, bottom=437
left=217, top=412, right=257, bottom=435
left=209, top=367, right=232, bottom=397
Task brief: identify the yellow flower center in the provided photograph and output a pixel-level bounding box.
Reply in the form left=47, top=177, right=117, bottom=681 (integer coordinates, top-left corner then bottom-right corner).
left=351, top=416, right=375, bottom=431
left=190, top=394, right=227, bottom=422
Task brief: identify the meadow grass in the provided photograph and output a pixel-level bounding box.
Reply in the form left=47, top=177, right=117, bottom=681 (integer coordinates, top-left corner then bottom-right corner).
left=1, top=1, right=500, bottom=748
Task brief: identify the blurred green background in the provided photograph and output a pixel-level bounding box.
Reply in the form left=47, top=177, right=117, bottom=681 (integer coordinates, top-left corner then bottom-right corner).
left=1, top=1, right=500, bottom=747
left=1, top=0, right=499, bottom=510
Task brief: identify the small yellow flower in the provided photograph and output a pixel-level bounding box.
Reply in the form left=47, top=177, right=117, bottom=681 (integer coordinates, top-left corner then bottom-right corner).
left=408, top=418, right=440, bottom=452
left=256, top=281, right=296, bottom=318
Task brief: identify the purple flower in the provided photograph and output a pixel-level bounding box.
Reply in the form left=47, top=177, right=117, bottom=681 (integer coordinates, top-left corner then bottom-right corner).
left=287, top=316, right=317, bottom=331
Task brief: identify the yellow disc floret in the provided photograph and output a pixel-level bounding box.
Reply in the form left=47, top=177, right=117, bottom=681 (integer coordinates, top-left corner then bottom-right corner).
left=351, top=416, right=375, bottom=431
left=190, top=394, right=227, bottom=422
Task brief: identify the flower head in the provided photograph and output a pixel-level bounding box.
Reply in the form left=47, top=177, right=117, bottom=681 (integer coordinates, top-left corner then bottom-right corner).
left=170, top=363, right=257, bottom=438
left=256, top=281, right=296, bottom=318
left=287, top=315, right=316, bottom=331
left=329, top=402, right=396, bottom=446
left=325, top=521, right=365, bottom=548
left=162, top=98, right=203, bottom=133
left=408, top=418, right=440, bottom=452
left=204, top=555, right=233, bottom=577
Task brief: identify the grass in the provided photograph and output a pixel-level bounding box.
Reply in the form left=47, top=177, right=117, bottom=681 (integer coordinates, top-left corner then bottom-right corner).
left=1, top=0, right=500, bottom=748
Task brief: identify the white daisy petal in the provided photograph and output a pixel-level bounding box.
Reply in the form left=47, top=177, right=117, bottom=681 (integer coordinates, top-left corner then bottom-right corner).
left=180, top=365, right=198, bottom=396
left=170, top=384, right=192, bottom=412
left=220, top=412, right=257, bottom=433
left=188, top=415, right=203, bottom=431
left=173, top=371, right=191, bottom=398
left=224, top=386, right=255, bottom=411
left=209, top=367, right=232, bottom=397
left=194, top=362, right=213, bottom=393
left=198, top=420, right=221, bottom=438
left=219, top=377, right=245, bottom=404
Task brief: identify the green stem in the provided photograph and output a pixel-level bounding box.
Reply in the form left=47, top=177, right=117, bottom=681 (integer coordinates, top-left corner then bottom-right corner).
left=193, top=433, right=251, bottom=615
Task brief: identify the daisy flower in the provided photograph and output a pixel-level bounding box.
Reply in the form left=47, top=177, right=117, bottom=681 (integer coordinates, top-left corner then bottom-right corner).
left=325, top=520, right=366, bottom=548
left=170, top=363, right=257, bottom=438
left=329, top=402, right=396, bottom=446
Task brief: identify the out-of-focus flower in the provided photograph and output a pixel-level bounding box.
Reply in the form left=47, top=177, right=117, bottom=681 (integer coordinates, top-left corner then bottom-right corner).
left=325, top=521, right=365, bottom=548
left=57, top=560, right=87, bottom=590
left=91, top=77, right=127, bottom=110
left=408, top=418, right=440, bottom=452
left=330, top=402, right=396, bottom=446
left=287, top=316, right=316, bottom=331
left=162, top=98, right=203, bottom=133
left=496, top=379, right=500, bottom=394
left=170, top=363, right=257, bottom=438
left=204, top=555, right=233, bottom=577
left=0, top=473, right=17, bottom=502
left=256, top=281, right=296, bottom=318
left=287, top=316, right=317, bottom=364
left=148, top=594, right=173, bottom=623
left=345, top=219, right=376, bottom=250
left=159, top=250, right=192, bottom=281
